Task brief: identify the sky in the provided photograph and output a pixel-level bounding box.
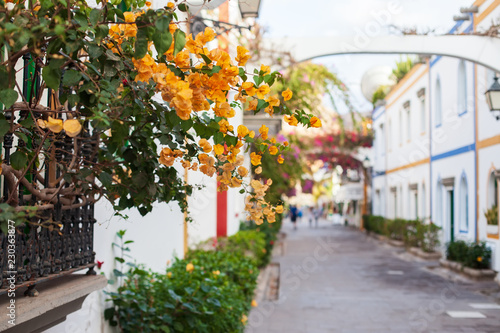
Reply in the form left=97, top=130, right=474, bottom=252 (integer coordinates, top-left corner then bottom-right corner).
left=256, top=0, right=475, bottom=112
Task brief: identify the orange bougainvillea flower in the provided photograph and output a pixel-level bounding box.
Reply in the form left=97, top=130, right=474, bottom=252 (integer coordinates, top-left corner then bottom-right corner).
left=186, top=263, right=194, bottom=272
left=167, top=2, right=175, bottom=8
left=237, top=166, right=248, bottom=177
left=242, top=82, right=256, bottom=97
left=213, top=144, right=224, bottom=155
left=198, top=138, right=212, bottom=153
left=256, top=84, right=270, bottom=99
left=250, top=152, right=262, bottom=166
left=269, top=146, right=278, bottom=155
left=235, top=46, right=251, bottom=66
left=277, top=154, right=284, bottom=164
left=259, top=124, right=269, bottom=140
left=310, top=116, right=322, bottom=128
left=251, top=299, right=258, bottom=307
left=45, top=116, right=63, bottom=133
left=275, top=205, right=284, bottom=214
left=260, top=65, right=270, bottom=75
left=255, top=166, right=262, bottom=174
left=284, top=115, right=298, bottom=126
left=63, top=119, right=82, bottom=137
left=282, top=88, right=293, bottom=101
left=237, top=125, right=250, bottom=138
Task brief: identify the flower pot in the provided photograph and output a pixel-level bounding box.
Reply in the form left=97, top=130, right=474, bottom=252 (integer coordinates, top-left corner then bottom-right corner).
left=486, top=224, right=499, bottom=235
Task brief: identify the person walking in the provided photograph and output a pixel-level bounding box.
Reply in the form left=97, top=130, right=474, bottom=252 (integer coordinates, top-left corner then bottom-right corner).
left=313, top=205, right=323, bottom=228
left=289, top=205, right=299, bottom=230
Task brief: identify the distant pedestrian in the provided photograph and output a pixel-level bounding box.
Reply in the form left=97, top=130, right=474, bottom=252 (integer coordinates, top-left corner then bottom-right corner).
left=313, top=205, right=323, bottom=228
left=290, top=205, right=298, bottom=230
left=308, top=207, right=314, bottom=228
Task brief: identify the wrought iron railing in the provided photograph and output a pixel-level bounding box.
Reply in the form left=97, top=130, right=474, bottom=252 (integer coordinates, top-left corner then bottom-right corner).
left=0, top=53, right=98, bottom=296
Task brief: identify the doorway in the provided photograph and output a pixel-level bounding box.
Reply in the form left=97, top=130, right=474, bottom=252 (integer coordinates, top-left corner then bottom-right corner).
left=446, top=189, right=455, bottom=243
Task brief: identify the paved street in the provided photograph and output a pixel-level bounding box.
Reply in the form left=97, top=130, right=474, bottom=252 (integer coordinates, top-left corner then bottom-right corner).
left=247, top=220, right=500, bottom=333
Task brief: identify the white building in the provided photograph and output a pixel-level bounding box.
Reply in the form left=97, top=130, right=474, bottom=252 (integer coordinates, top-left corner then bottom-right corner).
left=372, top=0, right=500, bottom=271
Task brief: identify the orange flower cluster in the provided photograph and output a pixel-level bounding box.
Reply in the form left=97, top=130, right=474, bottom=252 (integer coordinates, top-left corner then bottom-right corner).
left=105, top=8, right=323, bottom=226
left=244, top=179, right=282, bottom=224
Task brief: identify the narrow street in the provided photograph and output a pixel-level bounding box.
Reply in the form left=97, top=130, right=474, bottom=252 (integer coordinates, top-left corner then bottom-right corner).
left=247, top=220, right=500, bottom=333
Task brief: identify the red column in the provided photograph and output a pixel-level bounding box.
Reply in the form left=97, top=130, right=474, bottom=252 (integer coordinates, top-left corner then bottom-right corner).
left=217, top=185, right=228, bottom=237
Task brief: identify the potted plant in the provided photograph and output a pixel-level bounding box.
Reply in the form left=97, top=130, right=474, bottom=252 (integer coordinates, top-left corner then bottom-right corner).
left=485, top=205, right=499, bottom=234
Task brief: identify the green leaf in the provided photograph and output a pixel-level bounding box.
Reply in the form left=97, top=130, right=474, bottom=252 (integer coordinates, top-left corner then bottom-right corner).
left=178, top=3, right=189, bottom=12
left=42, top=64, right=62, bottom=90
left=238, top=68, right=247, bottom=82
left=62, top=69, right=82, bottom=86
left=10, top=151, right=28, bottom=170
left=134, top=28, right=149, bottom=59
left=200, top=53, right=211, bottom=65
left=103, top=307, right=115, bottom=320
left=155, top=15, right=172, bottom=32
left=73, top=12, right=88, bottom=29
left=153, top=31, right=173, bottom=56
left=0, top=89, right=18, bottom=109
left=87, top=44, right=103, bottom=58
left=89, top=8, right=102, bottom=26
left=173, top=30, right=186, bottom=56
left=0, top=114, right=10, bottom=139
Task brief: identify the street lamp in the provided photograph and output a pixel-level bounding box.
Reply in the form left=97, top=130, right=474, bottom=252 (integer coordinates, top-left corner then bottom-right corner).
left=239, top=0, right=262, bottom=18
left=485, top=76, right=500, bottom=121
left=363, top=156, right=370, bottom=169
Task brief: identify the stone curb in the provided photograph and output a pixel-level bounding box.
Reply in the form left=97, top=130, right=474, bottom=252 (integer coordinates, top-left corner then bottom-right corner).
left=408, top=247, right=442, bottom=260
left=439, top=259, right=496, bottom=281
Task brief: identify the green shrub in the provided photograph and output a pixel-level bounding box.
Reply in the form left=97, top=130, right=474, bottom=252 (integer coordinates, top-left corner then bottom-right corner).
left=464, top=242, right=492, bottom=269
left=240, top=214, right=282, bottom=266
left=446, top=240, right=470, bottom=262
left=420, top=223, right=441, bottom=253
left=218, top=230, right=267, bottom=267
left=403, top=220, right=421, bottom=247
left=364, top=215, right=385, bottom=235
left=105, top=228, right=269, bottom=333
left=106, top=250, right=257, bottom=333
left=387, top=219, right=406, bottom=241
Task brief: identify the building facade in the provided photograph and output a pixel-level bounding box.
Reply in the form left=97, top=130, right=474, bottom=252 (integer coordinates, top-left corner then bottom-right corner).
left=372, top=0, right=500, bottom=271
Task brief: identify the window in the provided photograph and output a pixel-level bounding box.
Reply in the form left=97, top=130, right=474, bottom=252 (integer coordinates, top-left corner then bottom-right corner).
left=399, top=109, right=403, bottom=144
left=459, top=175, right=468, bottom=231
left=404, top=102, right=411, bottom=141
left=420, top=97, right=425, bottom=133
left=458, top=60, right=467, bottom=114
left=379, top=123, right=385, bottom=156
left=435, top=77, right=442, bottom=126
left=488, top=171, right=498, bottom=208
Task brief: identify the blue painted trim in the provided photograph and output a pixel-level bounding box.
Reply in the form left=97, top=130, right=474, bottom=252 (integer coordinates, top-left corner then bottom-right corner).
left=372, top=108, right=385, bottom=122
left=430, top=56, right=442, bottom=68
left=431, top=143, right=475, bottom=162
left=430, top=21, right=466, bottom=68
left=435, top=123, right=442, bottom=128
left=372, top=171, right=386, bottom=178
left=458, top=110, right=468, bottom=117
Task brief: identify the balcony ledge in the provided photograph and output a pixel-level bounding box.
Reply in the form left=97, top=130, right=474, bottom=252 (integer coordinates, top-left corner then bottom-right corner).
left=0, top=274, right=107, bottom=333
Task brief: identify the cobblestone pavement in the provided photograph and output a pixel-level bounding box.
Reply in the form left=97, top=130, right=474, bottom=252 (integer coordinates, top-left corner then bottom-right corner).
left=246, top=220, right=500, bottom=333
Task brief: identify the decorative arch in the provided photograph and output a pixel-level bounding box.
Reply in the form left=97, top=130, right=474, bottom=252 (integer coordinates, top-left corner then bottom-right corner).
left=486, top=165, right=498, bottom=209
left=263, top=35, right=500, bottom=73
